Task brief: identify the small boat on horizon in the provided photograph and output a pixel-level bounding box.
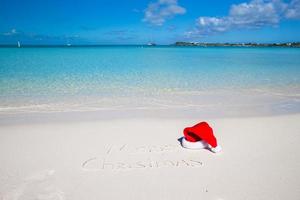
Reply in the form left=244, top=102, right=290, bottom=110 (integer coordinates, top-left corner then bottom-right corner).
left=17, top=41, right=21, bottom=48
left=147, top=42, right=156, bottom=46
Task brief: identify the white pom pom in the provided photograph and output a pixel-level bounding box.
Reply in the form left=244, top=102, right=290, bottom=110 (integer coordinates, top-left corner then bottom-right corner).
left=211, top=145, right=222, bottom=153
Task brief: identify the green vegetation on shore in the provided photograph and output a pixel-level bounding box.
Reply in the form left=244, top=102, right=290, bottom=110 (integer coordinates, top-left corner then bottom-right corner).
left=174, top=42, right=300, bottom=47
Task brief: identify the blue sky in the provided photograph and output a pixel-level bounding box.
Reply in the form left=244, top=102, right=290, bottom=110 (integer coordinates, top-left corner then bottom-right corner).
left=1, top=0, right=300, bottom=44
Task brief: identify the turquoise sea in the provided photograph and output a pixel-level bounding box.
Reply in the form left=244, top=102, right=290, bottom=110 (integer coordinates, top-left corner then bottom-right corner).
left=0, top=46, right=300, bottom=117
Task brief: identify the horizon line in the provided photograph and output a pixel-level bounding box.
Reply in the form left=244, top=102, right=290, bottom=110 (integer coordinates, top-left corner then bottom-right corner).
left=1, top=41, right=300, bottom=46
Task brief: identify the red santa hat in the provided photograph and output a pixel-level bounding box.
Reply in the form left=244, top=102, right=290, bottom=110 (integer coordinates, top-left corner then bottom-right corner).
left=182, top=121, right=221, bottom=153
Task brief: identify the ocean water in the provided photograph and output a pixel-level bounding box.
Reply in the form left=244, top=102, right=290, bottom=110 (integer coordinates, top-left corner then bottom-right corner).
left=0, top=46, right=300, bottom=117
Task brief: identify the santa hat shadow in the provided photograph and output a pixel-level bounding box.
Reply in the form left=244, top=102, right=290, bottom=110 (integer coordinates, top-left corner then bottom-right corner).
left=178, top=121, right=222, bottom=153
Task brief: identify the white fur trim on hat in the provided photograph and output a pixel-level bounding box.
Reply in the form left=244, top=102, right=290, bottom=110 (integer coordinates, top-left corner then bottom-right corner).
left=181, top=137, right=208, bottom=149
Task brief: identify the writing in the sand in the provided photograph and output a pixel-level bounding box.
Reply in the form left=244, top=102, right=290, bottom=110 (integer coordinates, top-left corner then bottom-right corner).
left=82, top=157, right=203, bottom=171
left=105, top=144, right=181, bottom=155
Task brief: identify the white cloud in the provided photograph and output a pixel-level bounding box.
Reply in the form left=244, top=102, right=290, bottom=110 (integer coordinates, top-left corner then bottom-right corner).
left=186, top=0, right=299, bottom=38
left=198, top=17, right=230, bottom=34
left=229, top=0, right=282, bottom=27
left=2, top=28, right=18, bottom=36
left=143, top=0, right=186, bottom=26
left=285, top=0, right=300, bottom=19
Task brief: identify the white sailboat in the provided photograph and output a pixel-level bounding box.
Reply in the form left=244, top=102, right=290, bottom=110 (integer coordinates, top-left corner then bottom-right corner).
left=17, top=41, right=21, bottom=48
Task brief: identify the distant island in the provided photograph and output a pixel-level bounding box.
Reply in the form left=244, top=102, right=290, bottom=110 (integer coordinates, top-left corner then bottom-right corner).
left=173, top=42, right=300, bottom=47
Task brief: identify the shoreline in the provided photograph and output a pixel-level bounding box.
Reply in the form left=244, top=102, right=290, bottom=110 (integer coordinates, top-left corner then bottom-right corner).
left=1, top=85, right=300, bottom=124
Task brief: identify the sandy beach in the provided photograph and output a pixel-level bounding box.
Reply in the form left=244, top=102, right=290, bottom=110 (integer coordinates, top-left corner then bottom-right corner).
left=0, top=112, right=299, bottom=200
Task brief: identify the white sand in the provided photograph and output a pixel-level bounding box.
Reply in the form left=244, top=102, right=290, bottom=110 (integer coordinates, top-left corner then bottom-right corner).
left=0, top=113, right=299, bottom=200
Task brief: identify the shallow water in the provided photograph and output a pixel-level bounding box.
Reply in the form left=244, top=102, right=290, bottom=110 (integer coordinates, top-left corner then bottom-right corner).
left=0, top=46, right=300, bottom=117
